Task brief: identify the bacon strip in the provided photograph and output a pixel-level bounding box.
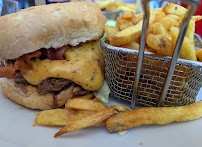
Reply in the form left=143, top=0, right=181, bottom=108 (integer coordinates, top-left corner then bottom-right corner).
left=41, top=45, right=69, bottom=60
left=0, top=51, right=42, bottom=79
left=0, top=46, right=69, bottom=79
left=55, top=46, right=69, bottom=60
left=15, top=51, right=42, bottom=70
left=41, top=48, right=55, bottom=60
left=0, top=61, right=15, bottom=79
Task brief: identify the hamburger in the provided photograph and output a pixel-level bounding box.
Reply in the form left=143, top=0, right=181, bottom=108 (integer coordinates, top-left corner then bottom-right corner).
left=0, top=2, right=106, bottom=110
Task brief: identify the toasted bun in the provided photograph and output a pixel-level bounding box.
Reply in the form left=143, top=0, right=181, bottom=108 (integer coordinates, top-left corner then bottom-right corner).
left=1, top=78, right=77, bottom=110
left=0, top=2, right=105, bottom=60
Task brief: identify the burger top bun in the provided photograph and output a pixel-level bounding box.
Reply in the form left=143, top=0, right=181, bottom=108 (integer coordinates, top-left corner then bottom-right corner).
left=0, top=2, right=105, bottom=60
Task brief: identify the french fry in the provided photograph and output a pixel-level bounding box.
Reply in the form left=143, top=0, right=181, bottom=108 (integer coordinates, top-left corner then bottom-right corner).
left=121, top=41, right=139, bottom=50
left=96, top=0, right=139, bottom=12
left=109, top=20, right=142, bottom=46
left=113, top=104, right=130, bottom=112
left=149, top=8, right=163, bottom=24
left=116, top=17, right=134, bottom=31
left=162, top=3, right=187, bottom=16
left=191, top=16, right=202, bottom=22
left=165, top=14, right=181, bottom=21
left=186, top=16, right=202, bottom=42
left=54, top=106, right=115, bottom=137
left=117, top=5, right=134, bottom=12
left=145, top=47, right=157, bottom=53
left=65, top=98, right=107, bottom=111
left=146, top=33, right=172, bottom=56
left=35, top=109, right=100, bottom=126
left=116, top=11, right=135, bottom=31
left=105, top=26, right=118, bottom=37
left=186, top=19, right=195, bottom=42
left=95, top=1, right=111, bottom=10
left=54, top=105, right=129, bottom=137
left=154, top=15, right=180, bottom=31
left=106, top=101, right=202, bottom=133
left=122, top=11, right=134, bottom=20
left=170, top=27, right=197, bottom=61
left=115, top=0, right=124, bottom=8
left=150, top=22, right=166, bottom=35
left=73, top=93, right=95, bottom=99
left=132, top=13, right=143, bottom=25
left=105, top=0, right=117, bottom=11
left=196, top=49, right=202, bottom=61
left=149, top=22, right=172, bottom=40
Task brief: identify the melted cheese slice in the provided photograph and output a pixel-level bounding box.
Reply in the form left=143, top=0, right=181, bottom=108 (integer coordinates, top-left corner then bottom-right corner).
left=21, top=41, right=104, bottom=91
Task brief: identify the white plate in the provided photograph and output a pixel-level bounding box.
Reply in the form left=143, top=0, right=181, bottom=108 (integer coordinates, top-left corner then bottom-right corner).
left=0, top=80, right=201, bottom=147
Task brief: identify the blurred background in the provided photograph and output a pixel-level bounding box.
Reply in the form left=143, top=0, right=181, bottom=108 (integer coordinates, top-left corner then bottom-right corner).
left=0, top=0, right=201, bottom=37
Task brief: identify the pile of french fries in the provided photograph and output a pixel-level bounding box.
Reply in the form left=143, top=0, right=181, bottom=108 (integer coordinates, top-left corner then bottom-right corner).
left=35, top=92, right=202, bottom=137
left=106, top=3, right=202, bottom=62
left=35, top=94, right=129, bottom=137
left=95, top=0, right=140, bottom=12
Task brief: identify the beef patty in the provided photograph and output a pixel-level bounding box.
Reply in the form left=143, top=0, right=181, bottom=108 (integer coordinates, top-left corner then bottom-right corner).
left=13, top=71, right=90, bottom=96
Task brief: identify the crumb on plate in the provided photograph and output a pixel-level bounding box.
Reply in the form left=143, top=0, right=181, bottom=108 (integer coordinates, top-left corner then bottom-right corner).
left=118, top=130, right=127, bottom=135
left=139, top=142, right=143, bottom=145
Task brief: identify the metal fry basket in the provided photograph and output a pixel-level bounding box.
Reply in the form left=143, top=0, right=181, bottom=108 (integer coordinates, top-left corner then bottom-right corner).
left=101, top=39, right=202, bottom=107
left=102, top=10, right=122, bottom=20
left=100, top=0, right=202, bottom=108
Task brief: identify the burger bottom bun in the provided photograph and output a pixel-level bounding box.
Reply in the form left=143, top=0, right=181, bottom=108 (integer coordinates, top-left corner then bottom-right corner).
left=1, top=78, right=75, bottom=110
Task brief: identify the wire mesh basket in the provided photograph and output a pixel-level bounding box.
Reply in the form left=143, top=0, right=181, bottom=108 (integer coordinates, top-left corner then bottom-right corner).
left=100, top=38, right=202, bottom=107
left=102, top=10, right=122, bottom=20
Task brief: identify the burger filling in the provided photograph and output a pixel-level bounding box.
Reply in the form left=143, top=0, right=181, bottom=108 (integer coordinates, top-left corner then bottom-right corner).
left=14, top=71, right=90, bottom=96
left=0, top=41, right=104, bottom=107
